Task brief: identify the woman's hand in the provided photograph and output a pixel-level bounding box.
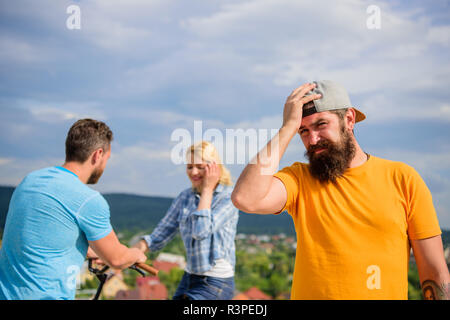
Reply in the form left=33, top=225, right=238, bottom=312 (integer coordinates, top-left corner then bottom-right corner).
left=202, top=161, right=221, bottom=193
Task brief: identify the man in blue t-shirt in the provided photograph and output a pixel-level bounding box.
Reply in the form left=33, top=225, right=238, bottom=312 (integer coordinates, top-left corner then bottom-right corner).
left=0, top=119, right=146, bottom=300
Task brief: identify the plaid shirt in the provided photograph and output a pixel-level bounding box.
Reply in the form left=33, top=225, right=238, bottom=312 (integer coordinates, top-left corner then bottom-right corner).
left=143, top=184, right=239, bottom=274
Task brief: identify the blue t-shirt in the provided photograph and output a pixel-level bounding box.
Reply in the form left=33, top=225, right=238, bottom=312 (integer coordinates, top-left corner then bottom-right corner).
left=0, top=166, right=112, bottom=300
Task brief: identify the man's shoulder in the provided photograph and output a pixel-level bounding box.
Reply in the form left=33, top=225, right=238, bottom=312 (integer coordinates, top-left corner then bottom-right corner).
left=24, top=166, right=57, bottom=179
left=18, top=167, right=63, bottom=190
left=371, top=155, right=414, bottom=169
left=277, top=161, right=309, bottom=175
left=370, top=155, right=418, bottom=177
left=24, top=166, right=78, bottom=182
left=21, top=166, right=103, bottom=202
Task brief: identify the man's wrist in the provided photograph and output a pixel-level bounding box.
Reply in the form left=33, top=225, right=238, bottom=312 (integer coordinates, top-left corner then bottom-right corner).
left=280, top=123, right=299, bottom=137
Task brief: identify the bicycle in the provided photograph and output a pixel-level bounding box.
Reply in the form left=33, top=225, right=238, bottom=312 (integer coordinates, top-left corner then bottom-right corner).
left=87, top=259, right=159, bottom=300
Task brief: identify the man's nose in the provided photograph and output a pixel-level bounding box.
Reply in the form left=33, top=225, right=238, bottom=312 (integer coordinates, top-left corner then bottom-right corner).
left=308, top=131, right=321, bottom=146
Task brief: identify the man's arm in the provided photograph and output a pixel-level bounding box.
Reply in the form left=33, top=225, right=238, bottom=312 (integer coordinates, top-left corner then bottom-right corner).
left=231, top=82, right=321, bottom=214
left=231, top=128, right=291, bottom=214
left=89, top=230, right=147, bottom=270
left=410, top=235, right=449, bottom=300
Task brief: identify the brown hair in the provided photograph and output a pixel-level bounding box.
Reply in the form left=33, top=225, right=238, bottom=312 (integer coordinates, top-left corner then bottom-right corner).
left=329, top=108, right=348, bottom=121
left=65, top=119, right=113, bottom=163
left=330, top=108, right=355, bottom=134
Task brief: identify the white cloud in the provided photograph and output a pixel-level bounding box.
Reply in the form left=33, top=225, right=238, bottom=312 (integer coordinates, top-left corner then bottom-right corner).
left=0, top=156, right=63, bottom=186
left=95, top=141, right=185, bottom=196
left=0, top=35, right=43, bottom=64
left=29, top=108, right=82, bottom=123
left=176, top=0, right=450, bottom=123
left=112, top=143, right=171, bottom=163
left=0, top=158, right=13, bottom=166
left=17, top=99, right=107, bottom=123
left=372, top=149, right=450, bottom=175
left=359, top=93, right=450, bottom=124
left=427, top=25, right=450, bottom=47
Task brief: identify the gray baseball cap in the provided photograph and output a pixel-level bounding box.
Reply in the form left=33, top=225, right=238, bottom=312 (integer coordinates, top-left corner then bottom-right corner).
left=303, top=80, right=366, bottom=123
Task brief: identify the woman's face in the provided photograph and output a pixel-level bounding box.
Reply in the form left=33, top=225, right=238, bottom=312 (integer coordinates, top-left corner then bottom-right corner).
left=186, top=155, right=208, bottom=190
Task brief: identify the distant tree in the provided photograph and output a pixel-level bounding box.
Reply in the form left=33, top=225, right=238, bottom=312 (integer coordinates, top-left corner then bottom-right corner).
left=158, top=267, right=184, bottom=299
left=123, top=268, right=141, bottom=288
left=267, top=272, right=288, bottom=298
left=408, top=263, right=422, bottom=300
left=80, top=277, right=99, bottom=290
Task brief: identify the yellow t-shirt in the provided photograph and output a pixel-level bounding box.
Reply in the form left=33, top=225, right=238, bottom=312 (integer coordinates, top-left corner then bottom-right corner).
left=274, top=155, right=441, bottom=300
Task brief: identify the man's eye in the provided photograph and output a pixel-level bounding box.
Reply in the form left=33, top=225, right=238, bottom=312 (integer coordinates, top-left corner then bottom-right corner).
left=318, top=122, right=327, bottom=127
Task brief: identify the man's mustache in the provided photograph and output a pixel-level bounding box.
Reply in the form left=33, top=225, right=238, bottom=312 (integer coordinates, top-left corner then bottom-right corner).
left=307, top=140, right=331, bottom=154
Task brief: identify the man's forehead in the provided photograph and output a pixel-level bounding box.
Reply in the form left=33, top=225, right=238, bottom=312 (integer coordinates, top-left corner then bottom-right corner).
left=300, top=111, right=337, bottom=128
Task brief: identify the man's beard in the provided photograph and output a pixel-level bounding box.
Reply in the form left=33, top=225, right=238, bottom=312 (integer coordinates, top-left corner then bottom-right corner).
left=87, top=167, right=104, bottom=184
left=304, top=125, right=356, bottom=183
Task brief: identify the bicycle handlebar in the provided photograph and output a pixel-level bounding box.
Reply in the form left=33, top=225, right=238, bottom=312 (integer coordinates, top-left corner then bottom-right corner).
left=88, top=258, right=158, bottom=276
left=135, top=262, right=159, bottom=276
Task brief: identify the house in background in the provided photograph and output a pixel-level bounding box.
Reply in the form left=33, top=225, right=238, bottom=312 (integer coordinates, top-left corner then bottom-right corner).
left=78, top=260, right=96, bottom=286
left=152, top=260, right=180, bottom=273
left=102, top=273, right=129, bottom=299
left=113, top=252, right=184, bottom=300
left=116, top=276, right=168, bottom=300
left=233, top=287, right=272, bottom=300
left=155, top=252, right=186, bottom=269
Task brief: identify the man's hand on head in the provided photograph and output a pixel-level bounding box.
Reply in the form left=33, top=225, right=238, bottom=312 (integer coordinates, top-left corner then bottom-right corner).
left=282, top=82, right=322, bottom=132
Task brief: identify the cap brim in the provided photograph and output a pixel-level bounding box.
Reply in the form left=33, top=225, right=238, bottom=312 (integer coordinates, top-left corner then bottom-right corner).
left=354, top=108, right=366, bottom=123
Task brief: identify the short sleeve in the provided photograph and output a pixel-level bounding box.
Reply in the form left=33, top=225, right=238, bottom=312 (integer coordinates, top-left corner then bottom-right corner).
left=405, top=167, right=441, bottom=240
left=77, top=194, right=113, bottom=241
left=273, top=163, right=300, bottom=215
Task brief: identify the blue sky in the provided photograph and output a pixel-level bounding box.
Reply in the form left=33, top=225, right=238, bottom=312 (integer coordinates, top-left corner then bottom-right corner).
left=0, top=0, right=449, bottom=228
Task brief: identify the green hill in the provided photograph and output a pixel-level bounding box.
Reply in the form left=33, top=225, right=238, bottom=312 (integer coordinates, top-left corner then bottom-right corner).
left=0, top=186, right=14, bottom=233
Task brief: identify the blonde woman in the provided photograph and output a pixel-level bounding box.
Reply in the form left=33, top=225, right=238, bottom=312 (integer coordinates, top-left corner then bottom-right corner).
left=134, top=141, right=239, bottom=300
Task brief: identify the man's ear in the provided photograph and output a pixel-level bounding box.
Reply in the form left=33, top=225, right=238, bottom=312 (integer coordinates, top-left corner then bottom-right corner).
left=90, top=148, right=104, bottom=166
left=346, top=108, right=356, bottom=131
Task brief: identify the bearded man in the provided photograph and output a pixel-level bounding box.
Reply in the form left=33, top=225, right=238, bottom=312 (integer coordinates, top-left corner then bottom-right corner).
left=232, top=80, right=449, bottom=300
left=0, top=119, right=146, bottom=300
